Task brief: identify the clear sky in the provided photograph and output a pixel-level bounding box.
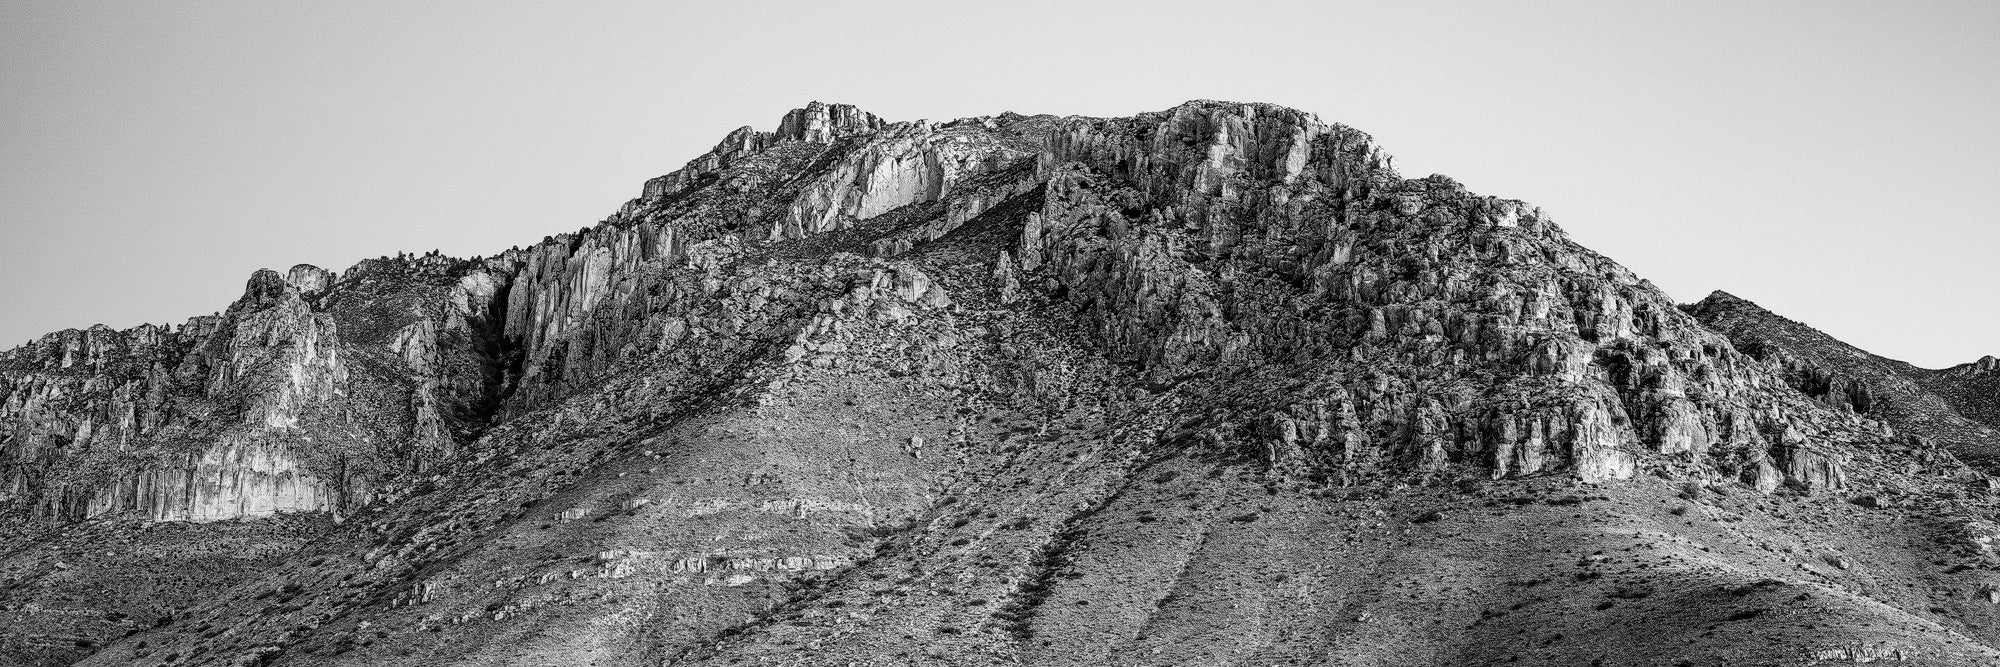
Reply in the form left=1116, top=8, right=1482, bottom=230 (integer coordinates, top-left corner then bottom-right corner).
left=3, top=1, right=1995, bottom=368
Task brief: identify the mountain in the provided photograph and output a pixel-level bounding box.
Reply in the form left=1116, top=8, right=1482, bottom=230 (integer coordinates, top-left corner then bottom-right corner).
left=1689, top=291, right=2000, bottom=469
left=2, top=101, right=1997, bottom=666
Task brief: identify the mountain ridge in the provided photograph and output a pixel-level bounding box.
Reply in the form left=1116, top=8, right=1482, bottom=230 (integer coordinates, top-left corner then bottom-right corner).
left=2, top=100, right=1998, bottom=666
left=1688, top=289, right=2000, bottom=467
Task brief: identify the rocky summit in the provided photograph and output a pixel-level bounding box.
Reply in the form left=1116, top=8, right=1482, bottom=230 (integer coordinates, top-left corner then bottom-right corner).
left=1, top=101, right=1997, bottom=666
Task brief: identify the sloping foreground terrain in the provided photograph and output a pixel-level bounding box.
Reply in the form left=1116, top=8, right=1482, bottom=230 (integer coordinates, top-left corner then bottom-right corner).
left=2, top=101, right=1997, bottom=666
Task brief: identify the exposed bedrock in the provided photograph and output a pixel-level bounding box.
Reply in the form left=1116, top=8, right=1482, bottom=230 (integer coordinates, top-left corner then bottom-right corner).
left=2, top=100, right=1914, bottom=528
left=1, top=256, right=511, bottom=522
left=1006, top=102, right=1864, bottom=487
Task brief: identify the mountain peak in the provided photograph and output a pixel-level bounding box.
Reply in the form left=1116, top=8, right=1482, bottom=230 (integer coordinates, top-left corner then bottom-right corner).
left=773, top=101, right=883, bottom=143
left=1694, top=289, right=1757, bottom=309
left=1957, top=354, right=2000, bottom=375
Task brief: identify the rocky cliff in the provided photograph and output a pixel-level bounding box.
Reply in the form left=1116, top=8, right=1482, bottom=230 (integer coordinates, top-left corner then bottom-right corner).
left=2, top=101, right=1997, bottom=667
left=0, top=257, right=507, bottom=524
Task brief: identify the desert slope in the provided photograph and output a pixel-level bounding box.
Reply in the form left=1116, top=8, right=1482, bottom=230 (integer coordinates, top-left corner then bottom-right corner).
left=0, top=101, right=1995, bottom=666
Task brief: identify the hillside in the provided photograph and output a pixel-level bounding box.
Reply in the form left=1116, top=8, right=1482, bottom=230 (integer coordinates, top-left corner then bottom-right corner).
left=2, top=101, right=1997, bottom=666
left=1689, top=291, right=2000, bottom=467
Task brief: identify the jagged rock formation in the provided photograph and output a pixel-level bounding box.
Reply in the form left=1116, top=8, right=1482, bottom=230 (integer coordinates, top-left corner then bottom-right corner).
left=0, top=257, right=507, bottom=524
left=2, top=101, right=1997, bottom=666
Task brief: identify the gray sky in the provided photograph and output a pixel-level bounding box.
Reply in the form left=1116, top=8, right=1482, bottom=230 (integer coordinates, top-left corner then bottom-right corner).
left=3, top=1, right=1995, bottom=368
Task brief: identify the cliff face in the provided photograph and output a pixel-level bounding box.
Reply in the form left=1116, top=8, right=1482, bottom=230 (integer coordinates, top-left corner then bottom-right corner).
left=3, top=101, right=1998, bottom=667
left=0, top=256, right=509, bottom=523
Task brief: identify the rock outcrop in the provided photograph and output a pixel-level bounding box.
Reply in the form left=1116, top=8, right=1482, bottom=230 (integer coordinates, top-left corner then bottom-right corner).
left=0, top=255, right=509, bottom=523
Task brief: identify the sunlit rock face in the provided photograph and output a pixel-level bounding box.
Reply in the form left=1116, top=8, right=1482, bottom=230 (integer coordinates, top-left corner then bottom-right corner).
left=0, top=255, right=511, bottom=523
